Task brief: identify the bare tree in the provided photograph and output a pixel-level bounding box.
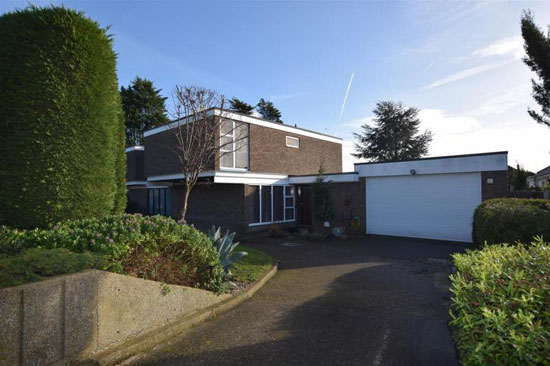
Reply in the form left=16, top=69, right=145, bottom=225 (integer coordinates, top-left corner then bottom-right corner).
left=170, top=85, right=248, bottom=223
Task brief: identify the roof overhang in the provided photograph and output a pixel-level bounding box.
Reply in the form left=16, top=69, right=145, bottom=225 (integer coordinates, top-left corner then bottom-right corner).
left=288, top=172, right=359, bottom=184
left=355, top=152, right=508, bottom=178
left=143, top=109, right=342, bottom=144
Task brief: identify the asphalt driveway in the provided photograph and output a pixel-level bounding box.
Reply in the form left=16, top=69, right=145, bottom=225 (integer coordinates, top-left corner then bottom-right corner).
left=128, top=236, right=470, bottom=366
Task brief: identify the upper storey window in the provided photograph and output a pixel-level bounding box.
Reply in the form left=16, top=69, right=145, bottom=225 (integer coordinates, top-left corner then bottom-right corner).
left=220, top=120, right=249, bottom=170
left=286, top=136, right=300, bottom=149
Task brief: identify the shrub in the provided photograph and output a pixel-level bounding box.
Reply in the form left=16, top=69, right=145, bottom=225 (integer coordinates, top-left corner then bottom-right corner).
left=449, top=238, right=550, bottom=366
left=0, top=214, right=225, bottom=291
left=473, top=198, right=550, bottom=245
left=0, top=6, right=125, bottom=228
left=0, top=248, right=115, bottom=288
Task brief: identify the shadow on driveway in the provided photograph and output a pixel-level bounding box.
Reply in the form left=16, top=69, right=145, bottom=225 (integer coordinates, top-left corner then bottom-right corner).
left=129, top=236, right=467, bottom=366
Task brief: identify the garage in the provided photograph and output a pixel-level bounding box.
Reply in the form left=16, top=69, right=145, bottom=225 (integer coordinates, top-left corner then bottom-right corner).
left=355, top=152, right=508, bottom=243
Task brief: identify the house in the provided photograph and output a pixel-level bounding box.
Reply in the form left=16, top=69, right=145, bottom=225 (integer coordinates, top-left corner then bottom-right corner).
left=527, top=165, right=550, bottom=188
left=126, top=109, right=508, bottom=242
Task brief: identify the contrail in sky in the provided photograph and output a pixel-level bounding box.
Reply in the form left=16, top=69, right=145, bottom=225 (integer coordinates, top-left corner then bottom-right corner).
left=339, top=72, right=354, bottom=122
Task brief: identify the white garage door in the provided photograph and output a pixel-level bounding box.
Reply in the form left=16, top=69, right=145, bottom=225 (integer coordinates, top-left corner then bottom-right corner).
left=366, top=173, right=481, bottom=242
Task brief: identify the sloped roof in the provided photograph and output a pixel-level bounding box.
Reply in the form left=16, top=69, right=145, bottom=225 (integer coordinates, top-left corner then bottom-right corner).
left=536, top=165, right=550, bottom=177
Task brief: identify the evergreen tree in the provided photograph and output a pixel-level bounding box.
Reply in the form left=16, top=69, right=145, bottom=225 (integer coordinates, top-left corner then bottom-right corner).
left=521, top=11, right=550, bottom=127
left=256, top=98, right=282, bottom=122
left=511, top=164, right=532, bottom=191
left=121, top=76, right=169, bottom=145
left=353, top=101, right=432, bottom=161
left=229, top=97, right=254, bottom=115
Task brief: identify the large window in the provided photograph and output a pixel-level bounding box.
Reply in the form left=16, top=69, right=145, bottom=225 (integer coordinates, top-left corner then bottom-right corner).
left=148, top=188, right=170, bottom=216
left=220, top=120, right=249, bottom=170
left=248, top=185, right=295, bottom=226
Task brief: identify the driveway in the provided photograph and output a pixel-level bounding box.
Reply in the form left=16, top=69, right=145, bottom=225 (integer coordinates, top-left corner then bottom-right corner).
left=128, top=236, right=469, bottom=366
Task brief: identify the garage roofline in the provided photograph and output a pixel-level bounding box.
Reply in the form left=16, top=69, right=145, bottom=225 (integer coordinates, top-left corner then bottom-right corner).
left=354, top=151, right=508, bottom=166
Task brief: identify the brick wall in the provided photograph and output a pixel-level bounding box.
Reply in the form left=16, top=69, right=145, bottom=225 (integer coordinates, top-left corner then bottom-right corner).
left=481, top=171, right=508, bottom=200
left=170, top=183, right=247, bottom=234
left=248, top=124, right=342, bottom=175
left=126, top=188, right=148, bottom=214
left=126, top=150, right=145, bottom=181
left=310, top=180, right=365, bottom=234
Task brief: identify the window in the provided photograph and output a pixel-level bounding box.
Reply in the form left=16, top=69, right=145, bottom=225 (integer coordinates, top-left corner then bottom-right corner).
left=148, top=188, right=170, bottom=215
left=286, top=136, right=300, bottom=148
left=220, top=120, right=249, bottom=169
left=248, top=185, right=295, bottom=225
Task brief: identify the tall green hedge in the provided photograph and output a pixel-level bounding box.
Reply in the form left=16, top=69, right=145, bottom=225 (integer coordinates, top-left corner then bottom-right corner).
left=473, top=198, right=550, bottom=245
left=0, top=6, right=126, bottom=228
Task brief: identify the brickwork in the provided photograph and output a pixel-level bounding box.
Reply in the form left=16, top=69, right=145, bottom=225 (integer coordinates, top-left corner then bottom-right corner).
left=481, top=171, right=508, bottom=200
left=126, top=150, right=145, bottom=181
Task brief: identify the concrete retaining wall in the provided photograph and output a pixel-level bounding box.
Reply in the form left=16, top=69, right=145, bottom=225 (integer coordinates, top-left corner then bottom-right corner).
left=0, top=270, right=231, bottom=366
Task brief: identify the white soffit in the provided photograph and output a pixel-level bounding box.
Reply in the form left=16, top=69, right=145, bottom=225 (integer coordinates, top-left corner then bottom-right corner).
left=289, top=173, right=359, bottom=184
left=355, top=152, right=508, bottom=177
left=125, top=146, right=144, bottom=153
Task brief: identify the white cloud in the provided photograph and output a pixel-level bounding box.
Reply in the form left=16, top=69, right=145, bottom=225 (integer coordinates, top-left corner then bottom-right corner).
left=419, top=109, right=480, bottom=135
left=341, top=140, right=358, bottom=172
left=424, top=61, right=510, bottom=89
left=471, top=36, right=524, bottom=60
left=469, top=84, right=531, bottom=116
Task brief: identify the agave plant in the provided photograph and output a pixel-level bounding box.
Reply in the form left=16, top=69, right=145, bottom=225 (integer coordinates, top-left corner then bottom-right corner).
left=208, top=226, right=247, bottom=273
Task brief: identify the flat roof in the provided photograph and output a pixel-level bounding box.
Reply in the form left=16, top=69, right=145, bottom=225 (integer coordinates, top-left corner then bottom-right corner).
left=354, top=151, right=508, bottom=166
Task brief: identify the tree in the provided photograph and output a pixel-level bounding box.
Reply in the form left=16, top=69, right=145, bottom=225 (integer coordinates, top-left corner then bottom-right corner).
left=510, top=164, right=533, bottom=191
left=312, top=166, right=334, bottom=225
left=171, top=86, right=246, bottom=223
left=353, top=101, right=432, bottom=161
left=0, top=6, right=125, bottom=228
left=256, top=98, right=282, bottom=122
left=521, top=11, right=550, bottom=128
left=229, top=97, right=254, bottom=115
left=121, top=76, right=169, bottom=146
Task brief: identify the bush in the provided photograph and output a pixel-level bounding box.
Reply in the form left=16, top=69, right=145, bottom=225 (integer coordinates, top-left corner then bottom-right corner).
left=449, top=238, right=550, bottom=366
left=0, top=6, right=125, bottom=228
left=0, top=248, right=115, bottom=288
left=473, top=198, right=550, bottom=245
left=0, top=214, right=225, bottom=291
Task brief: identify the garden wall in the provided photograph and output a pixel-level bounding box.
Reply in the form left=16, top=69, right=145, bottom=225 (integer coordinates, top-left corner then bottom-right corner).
left=0, top=270, right=230, bottom=366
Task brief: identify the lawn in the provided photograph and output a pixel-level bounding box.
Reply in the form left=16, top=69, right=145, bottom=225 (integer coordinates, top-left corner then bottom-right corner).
left=231, top=244, right=274, bottom=284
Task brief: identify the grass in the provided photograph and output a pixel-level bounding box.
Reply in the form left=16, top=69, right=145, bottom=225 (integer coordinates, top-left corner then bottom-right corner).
left=231, top=245, right=274, bottom=284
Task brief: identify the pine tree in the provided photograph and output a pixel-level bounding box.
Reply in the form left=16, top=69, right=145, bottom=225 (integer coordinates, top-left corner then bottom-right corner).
left=229, top=97, right=254, bottom=115
left=353, top=101, right=432, bottom=162
left=121, top=76, right=169, bottom=145
left=256, top=98, right=282, bottom=122
left=521, top=11, right=550, bottom=127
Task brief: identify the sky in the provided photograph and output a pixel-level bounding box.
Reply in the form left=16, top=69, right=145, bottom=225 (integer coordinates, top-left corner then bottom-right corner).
left=2, top=0, right=550, bottom=173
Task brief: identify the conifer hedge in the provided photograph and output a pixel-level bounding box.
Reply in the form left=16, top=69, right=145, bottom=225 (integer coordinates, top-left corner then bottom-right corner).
left=0, top=6, right=126, bottom=228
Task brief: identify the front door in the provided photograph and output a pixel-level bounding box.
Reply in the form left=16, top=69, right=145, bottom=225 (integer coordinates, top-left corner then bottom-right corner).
left=297, top=185, right=313, bottom=225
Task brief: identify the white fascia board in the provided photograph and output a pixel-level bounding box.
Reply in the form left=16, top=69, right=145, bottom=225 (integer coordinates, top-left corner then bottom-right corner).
left=143, top=110, right=215, bottom=137
left=126, top=180, right=147, bottom=186
left=143, top=108, right=342, bottom=144
left=147, top=171, right=215, bottom=182
left=215, top=109, right=343, bottom=144
left=125, top=146, right=144, bottom=153
left=355, top=152, right=508, bottom=178
left=288, top=173, right=359, bottom=184
left=213, top=171, right=289, bottom=185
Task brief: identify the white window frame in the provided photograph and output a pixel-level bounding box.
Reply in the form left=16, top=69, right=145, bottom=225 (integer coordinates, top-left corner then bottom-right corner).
left=220, top=120, right=249, bottom=171
left=249, top=184, right=295, bottom=226
left=286, top=136, right=300, bottom=149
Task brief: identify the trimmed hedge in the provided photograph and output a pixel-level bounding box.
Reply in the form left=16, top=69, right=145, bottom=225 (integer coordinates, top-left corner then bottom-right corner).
left=473, top=198, right=550, bottom=246
left=0, top=214, right=225, bottom=291
left=449, top=238, right=550, bottom=365
left=0, top=248, right=115, bottom=288
left=0, top=6, right=125, bottom=228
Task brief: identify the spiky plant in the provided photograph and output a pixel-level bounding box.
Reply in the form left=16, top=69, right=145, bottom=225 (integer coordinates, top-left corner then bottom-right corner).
left=207, top=226, right=247, bottom=274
